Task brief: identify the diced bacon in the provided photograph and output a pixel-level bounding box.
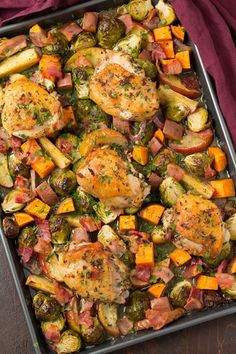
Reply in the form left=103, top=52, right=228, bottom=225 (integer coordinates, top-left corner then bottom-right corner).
left=134, top=319, right=151, bottom=331
left=12, top=148, right=27, bottom=162
left=71, top=227, right=90, bottom=243
left=45, top=64, right=62, bottom=81
left=121, top=231, right=150, bottom=253
left=215, top=273, right=234, bottom=290
left=143, top=9, right=159, bottom=30
left=82, top=12, right=98, bottom=33
left=117, top=316, right=133, bottom=335
left=36, top=181, right=59, bottom=206
left=128, top=230, right=150, bottom=239
left=14, top=176, right=30, bottom=191
left=135, top=265, right=151, bottom=282
left=0, top=139, right=7, bottom=154
left=57, top=73, right=73, bottom=90
left=181, top=75, right=200, bottom=90
left=184, top=298, right=203, bottom=311
left=8, top=136, right=22, bottom=149
left=79, top=216, right=101, bottom=232
left=59, top=22, right=82, bottom=41
left=30, top=26, right=52, bottom=47
left=152, top=44, right=166, bottom=62
left=44, top=325, right=61, bottom=343
left=107, top=239, right=127, bottom=257
left=57, top=138, right=73, bottom=154
left=162, top=59, right=182, bottom=75
left=148, top=173, right=163, bottom=190
left=119, top=14, right=134, bottom=33
left=146, top=308, right=185, bottom=330
left=204, top=166, right=216, bottom=179
left=74, top=55, right=93, bottom=68
left=34, top=238, right=52, bottom=256
left=54, top=282, right=73, bottom=305
left=167, top=164, right=185, bottom=181
left=184, top=264, right=202, bottom=279
left=150, top=136, right=163, bottom=156
left=151, top=297, right=172, bottom=312
left=217, top=259, right=228, bottom=274
left=80, top=299, right=94, bottom=313
left=78, top=311, right=94, bottom=327
left=0, top=35, right=27, bottom=58
left=113, top=117, right=130, bottom=134
left=17, top=245, right=33, bottom=263
left=152, top=265, right=174, bottom=283
left=14, top=192, right=32, bottom=204
left=163, top=120, right=184, bottom=141
left=35, top=219, right=51, bottom=242
left=139, top=49, right=152, bottom=61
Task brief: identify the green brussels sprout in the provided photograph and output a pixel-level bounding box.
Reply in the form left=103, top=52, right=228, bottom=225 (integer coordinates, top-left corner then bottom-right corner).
left=18, top=226, right=37, bottom=247
left=33, top=293, right=61, bottom=321
left=2, top=216, right=20, bottom=238
left=165, top=101, right=190, bottom=122
left=73, top=186, right=95, bottom=214
left=117, top=4, right=128, bottom=15
left=49, top=215, right=71, bottom=244
left=151, top=225, right=166, bottom=244
left=8, top=152, right=30, bottom=179
left=131, top=120, right=156, bottom=146
left=135, top=59, right=158, bottom=81
left=56, top=133, right=81, bottom=163
left=93, top=202, right=119, bottom=224
left=225, top=214, right=236, bottom=240
left=159, top=177, right=185, bottom=207
left=77, top=99, right=111, bottom=131
left=169, top=280, right=192, bottom=307
left=81, top=317, right=105, bottom=345
left=55, top=330, right=82, bottom=353
left=1, top=190, right=26, bottom=213
left=72, top=66, right=94, bottom=99
left=184, top=153, right=213, bottom=177
left=113, top=33, right=142, bottom=58
left=156, top=0, right=177, bottom=25
left=223, top=276, right=236, bottom=299
left=126, top=290, right=150, bottom=322
left=98, top=225, right=126, bottom=254
left=71, top=32, right=97, bottom=51
left=50, top=169, right=77, bottom=197
left=128, top=0, right=153, bottom=21
left=43, top=29, right=69, bottom=56
left=187, top=108, right=209, bottom=132
left=97, top=17, right=125, bottom=49
left=153, top=149, right=177, bottom=177
left=41, top=314, right=65, bottom=335
left=203, top=242, right=232, bottom=267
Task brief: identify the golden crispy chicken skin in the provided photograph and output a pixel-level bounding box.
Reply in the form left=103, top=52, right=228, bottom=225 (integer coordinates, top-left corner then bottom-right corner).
left=58, top=242, right=129, bottom=303
left=163, top=194, right=223, bottom=258
left=89, top=51, right=159, bottom=121
left=1, top=77, right=64, bottom=138
left=76, top=147, right=150, bottom=208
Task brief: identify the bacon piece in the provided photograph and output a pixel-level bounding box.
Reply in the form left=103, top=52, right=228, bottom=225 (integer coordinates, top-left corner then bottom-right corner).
left=29, top=25, right=52, bottom=47
left=150, top=136, right=163, bottom=156
left=34, top=238, right=52, bottom=256
left=217, top=259, right=228, bottom=274
left=82, top=12, right=98, bottom=33
left=80, top=299, right=94, bottom=313
left=36, top=181, right=59, bottom=206
left=162, top=59, right=182, bottom=75
left=143, top=9, right=159, bottom=30
left=135, top=265, right=151, bottom=282
left=0, top=35, right=27, bottom=58
left=184, top=287, right=203, bottom=311
left=79, top=216, right=101, bottom=232
left=44, top=325, right=61, bottom=343
left=113, top=117, right=130, bottom=134
left=39, top=55, right=62, bottom=82
left=78, top=311, right=94, bottom=328
left=148, top=173, right=163, bottom=190
left=107, top=239, right=127, bottom=257
left=17, top=245, right=33, bottom=263
left=134, top=319, right=151, bottom=331
left=66, top=296, right=80, bottom=329
left=57, top=73, right=73, bottom=90
left=152, top=44, right=166, bottom=62
left=146, top=308, right=185, bottom=330
left=181, top=75, right=200, bottom=90
left=54, top=283, right=73, bottom=305
left=184, top=264, right=202, bottom=279
left=14, top=176, right=30, bottom=191
left=152, top=265, right=174, bottom=283
left=163, top=120, right=184, bottom=141
left=204, top=166, right=216, bottom=179
left=215, top=273, right=234, bottom=290
left=150, top=297, right=172, bottom=312
left=74, top=55, right=93, bottom=68
left=119, top=14, right=134, bottom=33
left=139, top=49, right=152, bottom=61
left=59, top=22, right=82, bottom=41
left=117, top=316, right=133, bottom=335
left=167, top=163, right=185, bottom=181
left=35, top=219, right=51, bottom=242
left=8, top=136, right=22, bottom=149
left=71, top=227, right=90, bottom=243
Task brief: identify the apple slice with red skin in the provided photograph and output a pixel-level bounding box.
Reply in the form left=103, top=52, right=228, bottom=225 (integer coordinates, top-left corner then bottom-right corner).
left=159, top=73, right=201, bottom=98
left=169, top=129, right=214, bottom=154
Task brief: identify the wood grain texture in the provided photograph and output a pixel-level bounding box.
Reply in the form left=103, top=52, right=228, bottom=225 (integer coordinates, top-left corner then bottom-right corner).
left=0, top=242, right=235, bottom=354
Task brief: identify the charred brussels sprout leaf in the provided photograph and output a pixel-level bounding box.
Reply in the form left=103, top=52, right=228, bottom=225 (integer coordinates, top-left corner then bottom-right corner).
left=126, top=290, right=150, bottom=322
left=97, top=17, right=125, bottom=49
left=33, top=293, right=61, bottom=321
left=43, top=29, right=69, bottom=56
left=50, top=169, right=77, bottom=197
left=135, top=59, right=158, bottom=81
left=49, top=215, right=71, bottom=244
left=56, top=133, right=81, bottom=163
left=55, top=330, right=82, bottom=353
left=18, top=226, right=37, bottom=247
left=71, top=32, right=97, bottom=51
left=2, top=216, right=19, bottom=238
left=169, top=280, right=192, bottom=307
left=160, top=177, right=185, bottom=207
left=77, top=99, right=111, bottom=131
left=8, top=152, right=30, bottom=179
left=81, top=318, right=105, bottom=345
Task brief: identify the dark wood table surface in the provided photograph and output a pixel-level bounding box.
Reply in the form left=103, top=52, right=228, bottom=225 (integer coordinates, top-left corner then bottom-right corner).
left=0, top=244, right=236, bottom=354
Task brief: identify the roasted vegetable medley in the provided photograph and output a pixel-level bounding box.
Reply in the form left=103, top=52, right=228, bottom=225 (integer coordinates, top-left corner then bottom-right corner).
left=0, top=1, right=236, bottom=353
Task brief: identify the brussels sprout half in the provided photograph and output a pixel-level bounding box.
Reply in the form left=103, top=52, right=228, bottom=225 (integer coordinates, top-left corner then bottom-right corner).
left=160, top=177, right=185, bottom=207
left=49, top=215, right=71, bottom=244
left=81, top=317, right=105, bottom=344
left=71, top=32, right=97, bottom=51
left=125, top=290, right=150, bottom=322
left=169, top=280, right=192, bottom=307
left=50, top=169, right=77, bottom=197
left=33, top=293, right=61, bottom=321
left=128, top=0, right=153, bottom=22
left=2, top=216, right=20, bottom=238
left=55, top=330, right=82, bottom=353
left=184, top=153, right=213, bottom=177
left=8, top=151, right=30, bottom=179
left=18, top=226, right=37, bottom=247
left=1, top=190, right=26, bottom=214
left=97, top=17, right=126, bottom=49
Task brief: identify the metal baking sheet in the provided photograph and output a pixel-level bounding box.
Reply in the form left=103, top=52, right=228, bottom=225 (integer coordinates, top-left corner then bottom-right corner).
left=0, top=1, right=236, bottom=353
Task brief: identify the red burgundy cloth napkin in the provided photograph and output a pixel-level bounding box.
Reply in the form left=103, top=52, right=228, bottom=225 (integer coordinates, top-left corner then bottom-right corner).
left=171, top=0, right=236, bottom=148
